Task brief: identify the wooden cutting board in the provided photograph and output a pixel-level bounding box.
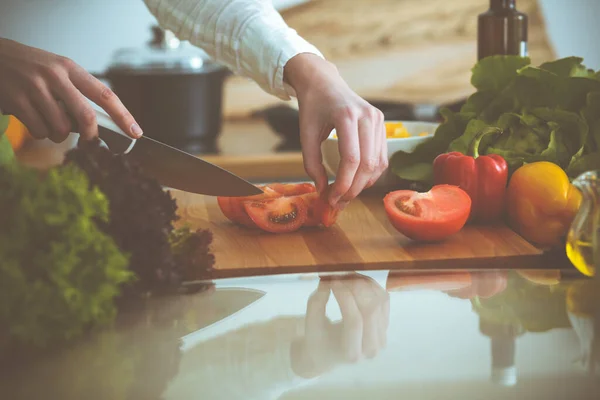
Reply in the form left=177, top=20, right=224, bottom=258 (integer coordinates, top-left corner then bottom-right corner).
left=170, top=190, right=550, bottom=278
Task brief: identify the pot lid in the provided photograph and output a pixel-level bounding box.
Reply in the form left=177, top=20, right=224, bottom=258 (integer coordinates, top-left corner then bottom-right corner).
left=107, top=26, right=222, bottom=74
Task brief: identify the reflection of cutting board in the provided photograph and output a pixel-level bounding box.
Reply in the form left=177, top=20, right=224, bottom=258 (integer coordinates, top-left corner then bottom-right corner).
left=171, top=190, right=549, bottom=278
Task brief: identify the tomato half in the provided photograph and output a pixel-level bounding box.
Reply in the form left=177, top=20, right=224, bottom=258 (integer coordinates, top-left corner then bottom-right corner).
left=218, top=186, right=282, bottom=227
left=243, top=196, right=308, bottom=233
left=267, top=183, right=316, bottom=196
left=383, top=185, right=471, bottom=241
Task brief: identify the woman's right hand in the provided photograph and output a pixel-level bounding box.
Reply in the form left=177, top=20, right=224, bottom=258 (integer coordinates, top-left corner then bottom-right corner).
left=0, top=38, right=142, bottom=142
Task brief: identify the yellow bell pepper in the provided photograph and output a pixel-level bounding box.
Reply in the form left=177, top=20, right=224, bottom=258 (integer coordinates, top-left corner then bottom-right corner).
left=507, top=161, right=582, bottom=247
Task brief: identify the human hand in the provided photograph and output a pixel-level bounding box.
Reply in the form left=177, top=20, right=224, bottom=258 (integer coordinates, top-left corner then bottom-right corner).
left=0, top=38, right=142, bottom=142
left=284, top=54, right=387, bottom=208
left=291, top=273, right=390, bottom=378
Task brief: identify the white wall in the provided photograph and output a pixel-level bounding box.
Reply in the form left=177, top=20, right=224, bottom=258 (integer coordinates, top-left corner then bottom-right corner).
left=0, top=0, right=308, bottom=74
left=0, top=0, right=598, bottom=74
left=538, top=0, right=600, bottom=70
left=0, top=0, right=157, bottom=73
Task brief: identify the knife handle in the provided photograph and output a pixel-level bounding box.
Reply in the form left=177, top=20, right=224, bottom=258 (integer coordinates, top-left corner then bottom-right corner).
left=93, top=107, right=136, bottom=155
left=64, top=100, right=136, bottom=155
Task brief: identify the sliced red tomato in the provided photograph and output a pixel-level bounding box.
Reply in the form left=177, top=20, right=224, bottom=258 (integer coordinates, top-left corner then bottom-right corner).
left=243, top=196, right=308, bottom=233
left=267, top=183, right=316, bottom=196
left=318, top=185, right=341, bottom=227
left=319, top=201, right=340, bottom=228
left=217, top=196, right=237, bottom=222
left=300, top=190, right=341, bottom=227
left=300, top=192, right=322, bottom=227
left=218, top=186, right=282, bottom=227
left=383, top=184, right=471, bottom=241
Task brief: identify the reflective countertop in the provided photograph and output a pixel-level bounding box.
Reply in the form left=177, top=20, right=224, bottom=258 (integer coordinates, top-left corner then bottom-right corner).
left=2, top=269, right=599, bottom=400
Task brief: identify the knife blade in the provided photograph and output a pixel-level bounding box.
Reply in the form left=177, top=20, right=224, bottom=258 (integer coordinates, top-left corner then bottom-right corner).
left=86, top=106, right=263, bottom=197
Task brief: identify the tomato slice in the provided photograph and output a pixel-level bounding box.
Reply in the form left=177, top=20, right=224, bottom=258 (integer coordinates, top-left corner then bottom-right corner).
left=217, top=196, right=237, bottom=222
left=383, top=185, right=471, bottom=241
left=299, top=193, right=322, bottom=227
left=243, top=196, right=308, bottom=233
left=300, top=191, right=341, bottom=227
left=267, top=183, right=316, bottom=196
left=318, top=185, right=341, bottom=227
left=218, top=186, right=282, bottom=227
left=319, top=202, right=340, bottom=228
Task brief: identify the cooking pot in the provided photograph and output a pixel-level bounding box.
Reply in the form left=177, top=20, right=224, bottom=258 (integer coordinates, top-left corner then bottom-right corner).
left=96, top=26, right=230, bottom=154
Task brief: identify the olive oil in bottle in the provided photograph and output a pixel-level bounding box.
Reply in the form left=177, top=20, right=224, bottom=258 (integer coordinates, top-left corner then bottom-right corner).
left=478, top=0, right=528, bottom=60
left=566, top=170, right=600, bottom=278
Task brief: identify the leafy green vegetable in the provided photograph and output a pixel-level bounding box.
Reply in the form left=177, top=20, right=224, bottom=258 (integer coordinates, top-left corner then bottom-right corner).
left=390, top=55, right=600, bottom=185
left=0, top=113, right=14, bottom=166
left=63, top=140, right=216, bottom=299
left=0, top=162, right=133, bottom=348
left=471, top=55, right=531, bottom=92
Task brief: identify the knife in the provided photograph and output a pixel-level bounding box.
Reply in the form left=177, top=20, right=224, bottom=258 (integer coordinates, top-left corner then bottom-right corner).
left=75, top=105, right=263, bottom=197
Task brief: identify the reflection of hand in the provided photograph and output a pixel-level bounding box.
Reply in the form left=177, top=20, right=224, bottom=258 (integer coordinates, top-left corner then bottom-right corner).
left=291, top=274, right=390, bottom=378
left=445, top=271, right=508, bottom=299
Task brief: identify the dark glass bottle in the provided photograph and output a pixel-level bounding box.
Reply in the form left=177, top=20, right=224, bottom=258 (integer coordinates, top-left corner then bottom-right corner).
left=478, top=0, right=528, bottom=60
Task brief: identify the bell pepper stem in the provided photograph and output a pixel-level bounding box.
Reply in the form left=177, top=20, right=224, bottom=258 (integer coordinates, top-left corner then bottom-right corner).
left=469, top=127, right=503, bottom=158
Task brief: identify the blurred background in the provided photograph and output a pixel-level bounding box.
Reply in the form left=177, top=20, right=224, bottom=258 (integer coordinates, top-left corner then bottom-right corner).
left=3, top=0, right=600, bottom=180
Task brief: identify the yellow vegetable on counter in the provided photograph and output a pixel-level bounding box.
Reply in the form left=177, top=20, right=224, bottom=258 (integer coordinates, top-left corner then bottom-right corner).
left=507, top=161, right=582, bottom=247
left=332, top=121, right=431, bottom=139
left=4, top=115, right=30, bottom=151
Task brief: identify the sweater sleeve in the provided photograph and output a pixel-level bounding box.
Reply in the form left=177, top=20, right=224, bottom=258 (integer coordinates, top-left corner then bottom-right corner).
left=142, top=0, right=325, bottom=100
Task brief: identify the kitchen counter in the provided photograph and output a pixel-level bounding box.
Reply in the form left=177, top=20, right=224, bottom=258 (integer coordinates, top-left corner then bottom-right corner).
left=6, top=118, right=598, bottom=399
left=2, top=269, right=598, bottom=400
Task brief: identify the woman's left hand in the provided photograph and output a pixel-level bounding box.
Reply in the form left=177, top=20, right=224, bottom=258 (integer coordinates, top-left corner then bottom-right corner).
left=284, top=54, right=387, bottom=208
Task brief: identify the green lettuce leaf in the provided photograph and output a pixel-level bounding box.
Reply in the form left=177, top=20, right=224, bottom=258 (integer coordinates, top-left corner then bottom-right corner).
left=567, top=151, right=600, bottom=177
left=447, top=119, right=491, bottom=154
left=582, top=91, right=600, bottom=151
left=389, top=55, right=600, bottom=185
left=539, top=56, right=587, bottom=77
left=531, top=107, right=589, bottom=156
left=471, top=55, right=531, bottom=92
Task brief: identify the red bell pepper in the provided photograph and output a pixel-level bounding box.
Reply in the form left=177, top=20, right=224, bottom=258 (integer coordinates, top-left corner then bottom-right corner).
left=432, top=127, right=508, bottom=223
